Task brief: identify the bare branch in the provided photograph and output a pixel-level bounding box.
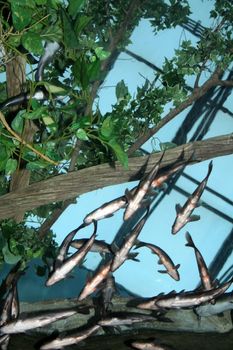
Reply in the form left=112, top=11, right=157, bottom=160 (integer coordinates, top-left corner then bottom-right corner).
left=217, top=80, right=233, bottom=87
left=0, top=133, right=232, bottom=221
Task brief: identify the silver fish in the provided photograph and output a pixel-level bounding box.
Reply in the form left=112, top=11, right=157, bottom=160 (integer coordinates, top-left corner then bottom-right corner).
left=137, top=278, right=233, bottom=310
left=98, top=313, right=155, bottom=326
left=172, top=161, right=213, bottom=234
left=124, top=153, right=164, bottom=221
left=71, top=238, right=112, bottom=254
left=195, top=292, right=233, bottom=316
left=111, top=209, right=149, bottom=272
left=83, top=196, right=127, bottom=225
left=0, top=310, right=76, bottom=334
left=130, top=340, right=172, bottom=350
left=135, top=241, right=180, bottom=281
left=78, top=259, right=113, bottom=301
left=39, top=324, right=100, bottom=350
left=71, top=238, right=139, bottom=262
left=185, top=232, right=214, bottom=290
left=0, top=334, right=10, bottom=350
left=150, top=163, right=184, bottom=189
left=100, top=272, right=116, bottom=314
left=0, top=289, right=14, bottom=327
left=54, top=222, right=86, bottom=270
left=46, top=226, right=97, bottom=286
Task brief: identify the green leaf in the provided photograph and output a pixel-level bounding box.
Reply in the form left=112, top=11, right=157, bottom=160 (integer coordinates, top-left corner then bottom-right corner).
left=74, top=15, right=92, bottom=36
left=68, top=0, right=85, bottom=18
left=44, top=83, right=66, bottom=94
left=23, top=106, right=47, bottom=120
left=5, top=159, right=18, bottom=175
left=0, top=233, right=6, bottom=250
left=11, top=111, right=25, bottom=133
left=87, top=59, right=101, bottom=82
left=72, top=59, right=89, bottom=89
left=108, top=138, right=128, bottom=169
left=61, top=8, right=79, bottom=49
left=35, top=0, right=47, bottom=4
left=2, top=244, right=21, bottom=265
left=7, top=34, right=21, bottom=48
left=26, top=160, right=49, bottom=170
left=10, top=1, right=35, bottom=31
left=21, top=32, right=44, bottom=55
left=115, top=80, right=129, bottom=102
left=100, top=116, right=114, bottom=140
left=76, top=128, right=89, bottom=141
left=94, top=47, right=110, bottom=61
left=0, top=145, right=9, bottom=162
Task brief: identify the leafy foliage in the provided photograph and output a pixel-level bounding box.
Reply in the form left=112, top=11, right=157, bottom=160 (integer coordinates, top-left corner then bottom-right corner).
left=0, top=220, right=58, bottom=273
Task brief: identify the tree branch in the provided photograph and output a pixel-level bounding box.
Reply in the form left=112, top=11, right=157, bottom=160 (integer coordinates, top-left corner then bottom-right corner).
left=0, top=133, right=232, bottom=221
left=127, top=66, right=223, bottom=156
left=217, top=80, right=233, bottom=87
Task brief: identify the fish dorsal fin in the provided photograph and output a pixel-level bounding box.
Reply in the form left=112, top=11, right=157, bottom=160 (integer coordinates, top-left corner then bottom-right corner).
left=175, top=203, right=182, bottom=213
left=125, top=189, right=134, bottom=202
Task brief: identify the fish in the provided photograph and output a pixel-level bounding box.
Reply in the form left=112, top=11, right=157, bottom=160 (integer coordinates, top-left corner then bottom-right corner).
left=124, top=153, right=164, bottom=221
left=0, top=310, right=76, bottom=334
left=0, top=334, right=10, bottom=350
left=172, top=161, right=213, bottom=234
left=195, top=292, right=233, bottom=316
left=10, top=283, right=19, bottom=320
left=78, top=259, right=113, bottom=301
left=99, top=272, right=116, bottom=314
left=136, top=278, right=233, bottom=310
left=35, top=41, right=60, bottom=82
left=39, top=324, right=100, bottom=350
left=71, top=238, right=112, bottom=255
left=185, top=232, right=215, bottom=290
left=0, top=289, right=14, bottom=327
left=150, top=163, right=184, bottom=189
left=98, top=312, right=155, bottom=326
left=0, top=282, right=19, bottom=327
left=130, top=340, right=173, bottom=350
left=46, top=224, right=97, bottom=286
left=83, top=159, right=183, bottom=226
left=83, top=196, right=127, bottom=225
left=54, top=222, right=87, bottom=270
left=111, top=209, right=149, bottom=272
left=135, top=241, right=180, bottom=281
left=71, top=238, right=139, bottom=262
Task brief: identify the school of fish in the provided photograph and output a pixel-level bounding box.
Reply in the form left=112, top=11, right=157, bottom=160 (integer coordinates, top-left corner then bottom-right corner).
left=1, top=153, right=232, bottom=350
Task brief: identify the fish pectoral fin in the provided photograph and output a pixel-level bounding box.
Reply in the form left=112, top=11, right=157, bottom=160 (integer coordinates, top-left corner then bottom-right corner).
left=175, top=263, right=180, bottom=270
left=128, top=252, right=140, bottom=262
left=125, top=189, right=133, bottom=202
left=188, top=214, right=200, bottom=222
left=158, top=269, right=168, bottom=274
left=175, top=203, right=182, bottom=213
left=157, top=258, right=163, bottom=265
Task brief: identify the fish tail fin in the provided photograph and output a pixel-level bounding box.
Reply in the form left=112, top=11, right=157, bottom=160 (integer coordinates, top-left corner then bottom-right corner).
left=185, top=231, right=195, bottom=248
left=206, top=160, right=213, bottom=179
